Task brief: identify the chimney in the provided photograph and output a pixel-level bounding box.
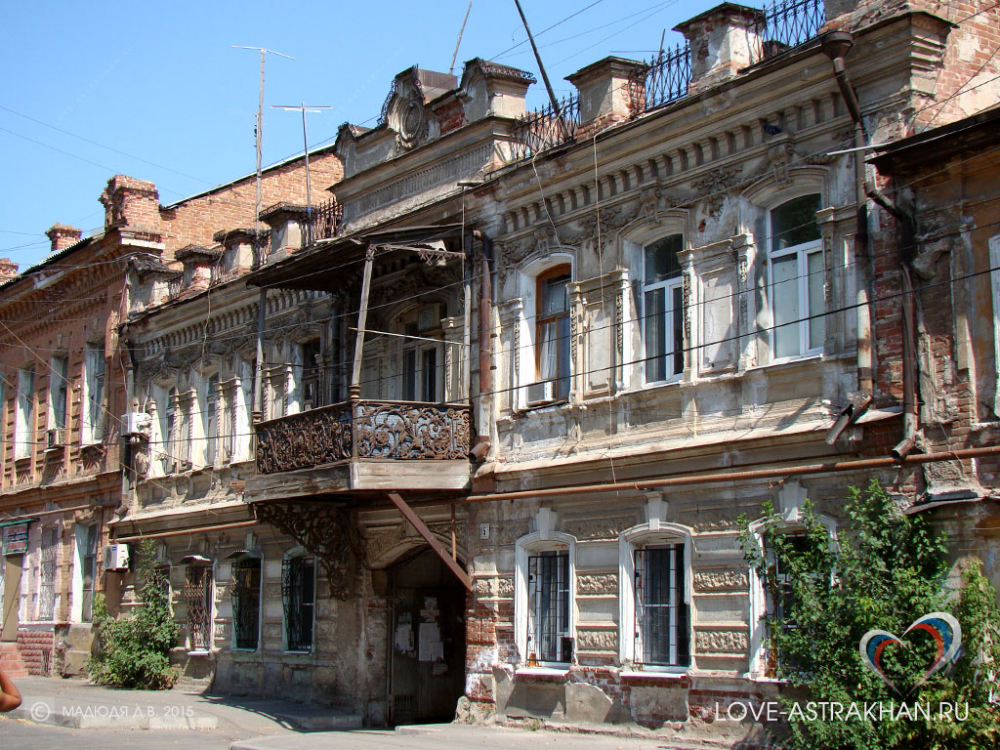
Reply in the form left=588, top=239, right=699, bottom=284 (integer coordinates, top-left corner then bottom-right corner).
left=45, top=223, right=83, bottom=253
left=674, top=3, right=765, bottom=94
left=100, top=175, right=161, bottom=232
left=566, top=56, right=649, bottom=132
left=0, top=258, right=19, bottom=282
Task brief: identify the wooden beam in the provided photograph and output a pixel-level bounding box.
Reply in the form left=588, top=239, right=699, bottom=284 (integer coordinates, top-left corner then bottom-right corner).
left=350, top=247, right=375, bottom=392
left=387, top=492, right=472, bottom=592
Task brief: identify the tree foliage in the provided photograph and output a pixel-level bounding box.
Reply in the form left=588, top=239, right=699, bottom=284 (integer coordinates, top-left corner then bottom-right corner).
left=87, top=540, right=179, bottom=690
left=739, top=479, right=1000, bottom=749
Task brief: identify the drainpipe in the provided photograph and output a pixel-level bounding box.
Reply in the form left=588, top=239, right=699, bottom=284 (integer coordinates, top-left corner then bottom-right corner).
left=471, top=229, right=493, bottom=460
left=822, top=31, right=873, bottom=400
left=823, top=32, right=918, bottom=458
left=867, top=189, right=918, bottom=459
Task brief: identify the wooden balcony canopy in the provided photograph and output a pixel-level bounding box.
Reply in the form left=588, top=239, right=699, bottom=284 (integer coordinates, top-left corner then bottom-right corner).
left=248, top=223, right=466, bottom=292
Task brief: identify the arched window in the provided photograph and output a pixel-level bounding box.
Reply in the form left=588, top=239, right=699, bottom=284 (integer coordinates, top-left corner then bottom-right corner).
left=514, top=511, right=576, bottom=667
left=535, top=265, right=571, bottom=400
left=641, top=234, right=685, bottom=382
left=619, top=506, right=692, bottom=671
left=768, top=194, right=824, bottom=360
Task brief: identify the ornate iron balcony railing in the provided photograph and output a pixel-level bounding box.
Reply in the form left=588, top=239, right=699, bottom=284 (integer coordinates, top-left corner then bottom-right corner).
left=255, top=399, right=471, bottom=475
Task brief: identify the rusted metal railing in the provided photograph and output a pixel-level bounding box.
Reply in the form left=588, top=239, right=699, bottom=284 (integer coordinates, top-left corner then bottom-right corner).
left=505, top=94, right=581, bottom=164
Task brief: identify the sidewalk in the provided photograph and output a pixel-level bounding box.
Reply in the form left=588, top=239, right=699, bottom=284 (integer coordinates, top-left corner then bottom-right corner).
left=5, top=677, right=740, bottom=750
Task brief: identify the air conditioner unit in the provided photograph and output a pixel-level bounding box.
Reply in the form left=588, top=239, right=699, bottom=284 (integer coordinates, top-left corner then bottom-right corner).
left=120, top=412, right=152, bottom=437
left=103, top=543, right=130, bottom=571
left=525, top=380, right=555, bottom=406
left=46, top=428, right=67, bottom=448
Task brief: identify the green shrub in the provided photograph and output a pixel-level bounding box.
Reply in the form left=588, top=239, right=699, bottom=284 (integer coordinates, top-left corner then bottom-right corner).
left=739, top=479, right=1000, bottom=749
left=88, top=540, right=178, bottom=690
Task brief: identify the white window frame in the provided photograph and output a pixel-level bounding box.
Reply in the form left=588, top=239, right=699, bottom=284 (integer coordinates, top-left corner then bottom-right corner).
left=640, top=234, right=685, bottom=385
left=82, top=341, right=106, bottom=445
left=514, top=252, right=575, bottom=410
left=746, top=481, right=837, bottom=681
left=514, top=517, right=576, bottom=669
left=618, top=509, right=692, bottom=673
left=15, top=367, right=34, bottom=460
left=766, top=195, right=824, bottom=363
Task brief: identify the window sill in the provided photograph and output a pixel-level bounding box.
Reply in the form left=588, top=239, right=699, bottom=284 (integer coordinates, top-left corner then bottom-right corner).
left=751, top=353, right=823, bottom=372
left=745, top=673, right=789, bottom=684
left=187, top=649, right=212, bottom=657
left=515, top=666, right=570, bottom=677
left=283, top=649, right=312, bottom=655
left=620, top=669, right=688, bottom=680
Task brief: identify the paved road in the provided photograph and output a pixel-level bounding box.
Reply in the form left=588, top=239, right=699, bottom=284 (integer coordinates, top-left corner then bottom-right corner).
left=0, top=714, right=238, bottom=750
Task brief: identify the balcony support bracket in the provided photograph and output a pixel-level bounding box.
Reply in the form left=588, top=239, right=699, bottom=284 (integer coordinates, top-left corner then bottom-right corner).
left=388, top=492, right=472, bottom=592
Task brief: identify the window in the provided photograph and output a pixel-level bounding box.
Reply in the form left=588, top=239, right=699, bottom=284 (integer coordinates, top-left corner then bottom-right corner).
left=297, top=340, right=323, bottom=411
left=15, top=367, right=34, bottom=460
left=164, top=387, right=178, bottom=473
left=72, top=524, right=97, bottom=622
left=760, top=532, right=808, bottom=678
left=990, top=235, right=1000, bottom=417
left=202, top=374, right=218, bottom=468
left=536, top=266, right=571, bottom=399
left=232, top=557, right=261, bottom=650
left=768, top=195, right=824, bottom=360
left=83, top=341, right=106, bottom=444
left=38, top=527, right=57, bottom=621
left=527, top=551, right=571, bottom=663
left=184, top=564, right=213, bottom=652
left=282, top=555, right=315, bottom=652
left=515, top=521, right=575, bottom=668
left=402, top=339, right=440, bottom=402
left=618, top=505, right=691, bottom=671
left=49, top=356, right=69, bottom=434
left=642, top=235, right=684, bottom=382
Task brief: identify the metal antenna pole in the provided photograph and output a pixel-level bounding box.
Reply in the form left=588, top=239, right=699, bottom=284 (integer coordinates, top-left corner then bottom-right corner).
left=272, top=103, right=334, bottom=244
left=512, top=0, right=562, bottom=117
left=449, top=2, right=473, bottom=77
left=233, top=45, right=293, bottom=425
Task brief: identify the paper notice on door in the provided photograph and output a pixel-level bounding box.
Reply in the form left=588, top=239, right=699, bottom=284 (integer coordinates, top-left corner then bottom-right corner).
left=418, top=622, right=444, bottom=662
left=395, top=623, right=413, bottom=653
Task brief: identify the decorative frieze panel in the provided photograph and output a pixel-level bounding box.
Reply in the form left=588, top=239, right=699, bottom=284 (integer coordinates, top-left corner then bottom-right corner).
left=564, top=515, right=637, bottom=540
left=695, top=628, right=748, bottom=655
left=473, top=576, right=515, bottom=598
left=577, top=573, right=618, bottom=596
left=693, top=570, right=749, bottom=592
left=576, top=628, right=619, bottom=652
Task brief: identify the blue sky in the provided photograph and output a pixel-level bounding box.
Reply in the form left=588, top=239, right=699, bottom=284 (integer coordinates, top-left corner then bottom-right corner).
left=1, top=0, right=719, bottom=269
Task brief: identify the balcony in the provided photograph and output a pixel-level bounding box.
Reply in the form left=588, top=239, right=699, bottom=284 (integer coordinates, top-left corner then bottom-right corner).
left=252, top=399, right=471, bottom=495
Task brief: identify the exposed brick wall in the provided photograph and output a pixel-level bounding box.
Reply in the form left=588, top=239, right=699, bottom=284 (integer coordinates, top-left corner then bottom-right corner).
left=17, top=630, right=55, bottom=676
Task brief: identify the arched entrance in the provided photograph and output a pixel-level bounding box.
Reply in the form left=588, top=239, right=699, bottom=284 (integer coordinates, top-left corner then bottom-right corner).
left=388, top=546, right=466, bottom=725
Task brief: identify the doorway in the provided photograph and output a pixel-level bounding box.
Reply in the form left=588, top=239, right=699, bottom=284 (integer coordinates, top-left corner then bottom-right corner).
left=388, top=547, right=466, bottom=725
left=2, top=555, right=22, bottom=642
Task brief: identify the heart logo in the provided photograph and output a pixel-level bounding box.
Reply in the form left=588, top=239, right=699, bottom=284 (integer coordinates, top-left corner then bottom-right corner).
left=859, top=612, right=962, bottom=695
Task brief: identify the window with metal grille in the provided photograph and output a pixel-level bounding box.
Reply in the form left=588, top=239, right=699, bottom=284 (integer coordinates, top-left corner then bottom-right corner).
left=634, top=544, right=688, bottom=667
left=38, top=527, right=57, bottom=621
left=527, top=551, right=571, bottom=663
left=763, top=533, right=808, bottom=677
left=184, top=565, right=213, bottom=651
left=232, top=558, right=261, bottom=650
left=282, top=556, right=315, bottom=652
